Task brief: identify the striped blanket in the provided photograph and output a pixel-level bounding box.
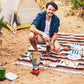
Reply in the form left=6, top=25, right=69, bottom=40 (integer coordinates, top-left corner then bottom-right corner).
left=15, top=33, right=84, bottom=75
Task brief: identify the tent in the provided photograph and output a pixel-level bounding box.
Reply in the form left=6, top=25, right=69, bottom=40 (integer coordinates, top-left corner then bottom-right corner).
left=0, top=0, right=41, bottom=31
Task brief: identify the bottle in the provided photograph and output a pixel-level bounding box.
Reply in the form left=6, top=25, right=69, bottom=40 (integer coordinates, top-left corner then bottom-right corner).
left=46, top=42, right=50, bottom=55
left=13, top=21, right=17, bottom=34
left=72, top=50, right=74, bottom=54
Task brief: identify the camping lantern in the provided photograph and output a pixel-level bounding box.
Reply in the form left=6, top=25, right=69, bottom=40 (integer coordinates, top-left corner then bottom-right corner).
left=30, top=51, right=42, bottom=75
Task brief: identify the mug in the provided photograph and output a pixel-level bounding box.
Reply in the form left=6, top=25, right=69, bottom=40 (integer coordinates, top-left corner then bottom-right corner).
left=0, top=66, right=6, bottom=81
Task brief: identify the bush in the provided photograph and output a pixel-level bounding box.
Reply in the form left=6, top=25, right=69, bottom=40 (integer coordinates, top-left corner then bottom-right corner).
left=71, top=0, right=84, bottom=9
left=0, top=17, right=5, bottom=30
left=0, top=7, right=6, bottom=32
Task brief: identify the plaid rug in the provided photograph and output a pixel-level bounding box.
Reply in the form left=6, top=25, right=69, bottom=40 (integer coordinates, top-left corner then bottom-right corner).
left=15, top=33, right=84, bottom=75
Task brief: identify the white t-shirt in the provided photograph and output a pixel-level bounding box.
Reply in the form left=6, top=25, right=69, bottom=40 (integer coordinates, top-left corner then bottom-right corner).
left=44, top=19, right=51, bottom=36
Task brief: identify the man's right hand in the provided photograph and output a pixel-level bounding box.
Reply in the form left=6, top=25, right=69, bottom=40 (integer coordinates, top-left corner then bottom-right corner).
left=42, top=33, right=50, bottom=43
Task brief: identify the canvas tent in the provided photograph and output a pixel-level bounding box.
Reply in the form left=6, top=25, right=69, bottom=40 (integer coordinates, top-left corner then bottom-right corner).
left=0, top=0, right=41, bottom=31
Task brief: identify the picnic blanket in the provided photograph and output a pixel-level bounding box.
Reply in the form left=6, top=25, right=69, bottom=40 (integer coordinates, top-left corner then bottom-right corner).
left=15, top=33, right=84, bottom=75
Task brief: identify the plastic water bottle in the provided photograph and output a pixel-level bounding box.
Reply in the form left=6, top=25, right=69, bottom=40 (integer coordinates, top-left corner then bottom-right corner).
left=13, top=22, right=17, bottom=34
left=72, top=50, right=74, bottom=54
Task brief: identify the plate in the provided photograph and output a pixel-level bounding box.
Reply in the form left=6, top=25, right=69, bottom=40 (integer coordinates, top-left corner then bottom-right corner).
left=6, top=72, right=18, bottom=81
left=67, top=54, right=81, bottom=60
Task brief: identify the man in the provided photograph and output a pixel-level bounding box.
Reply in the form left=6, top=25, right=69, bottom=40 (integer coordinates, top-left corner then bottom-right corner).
left=29, top=2, right=61, bottom=52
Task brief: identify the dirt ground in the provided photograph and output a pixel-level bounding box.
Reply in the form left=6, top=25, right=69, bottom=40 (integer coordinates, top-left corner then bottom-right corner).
left=0, top=3, right=84, bottom=84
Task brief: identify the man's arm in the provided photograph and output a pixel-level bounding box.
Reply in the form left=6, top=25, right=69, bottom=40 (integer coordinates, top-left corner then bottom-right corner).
left=30, top=25, right=43, bottom=35
left=30, top=24, right=50, bottom=42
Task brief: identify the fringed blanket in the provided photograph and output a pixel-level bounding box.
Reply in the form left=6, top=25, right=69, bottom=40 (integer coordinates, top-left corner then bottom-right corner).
left=15, top=33, right=84, bottom=75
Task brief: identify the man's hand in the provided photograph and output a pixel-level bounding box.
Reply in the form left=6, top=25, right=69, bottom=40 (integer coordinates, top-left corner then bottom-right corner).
left=42, top=33, right=50, bottom=43
left=50, top=41, right=54, bottom=51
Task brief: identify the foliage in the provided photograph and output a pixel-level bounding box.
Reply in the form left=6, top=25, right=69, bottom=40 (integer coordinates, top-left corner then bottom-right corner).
left=71, top=0, right=84, bottom=9
left=0, top=7, right=6, bottom=32
left=0, top=16, right=6, bottom=31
